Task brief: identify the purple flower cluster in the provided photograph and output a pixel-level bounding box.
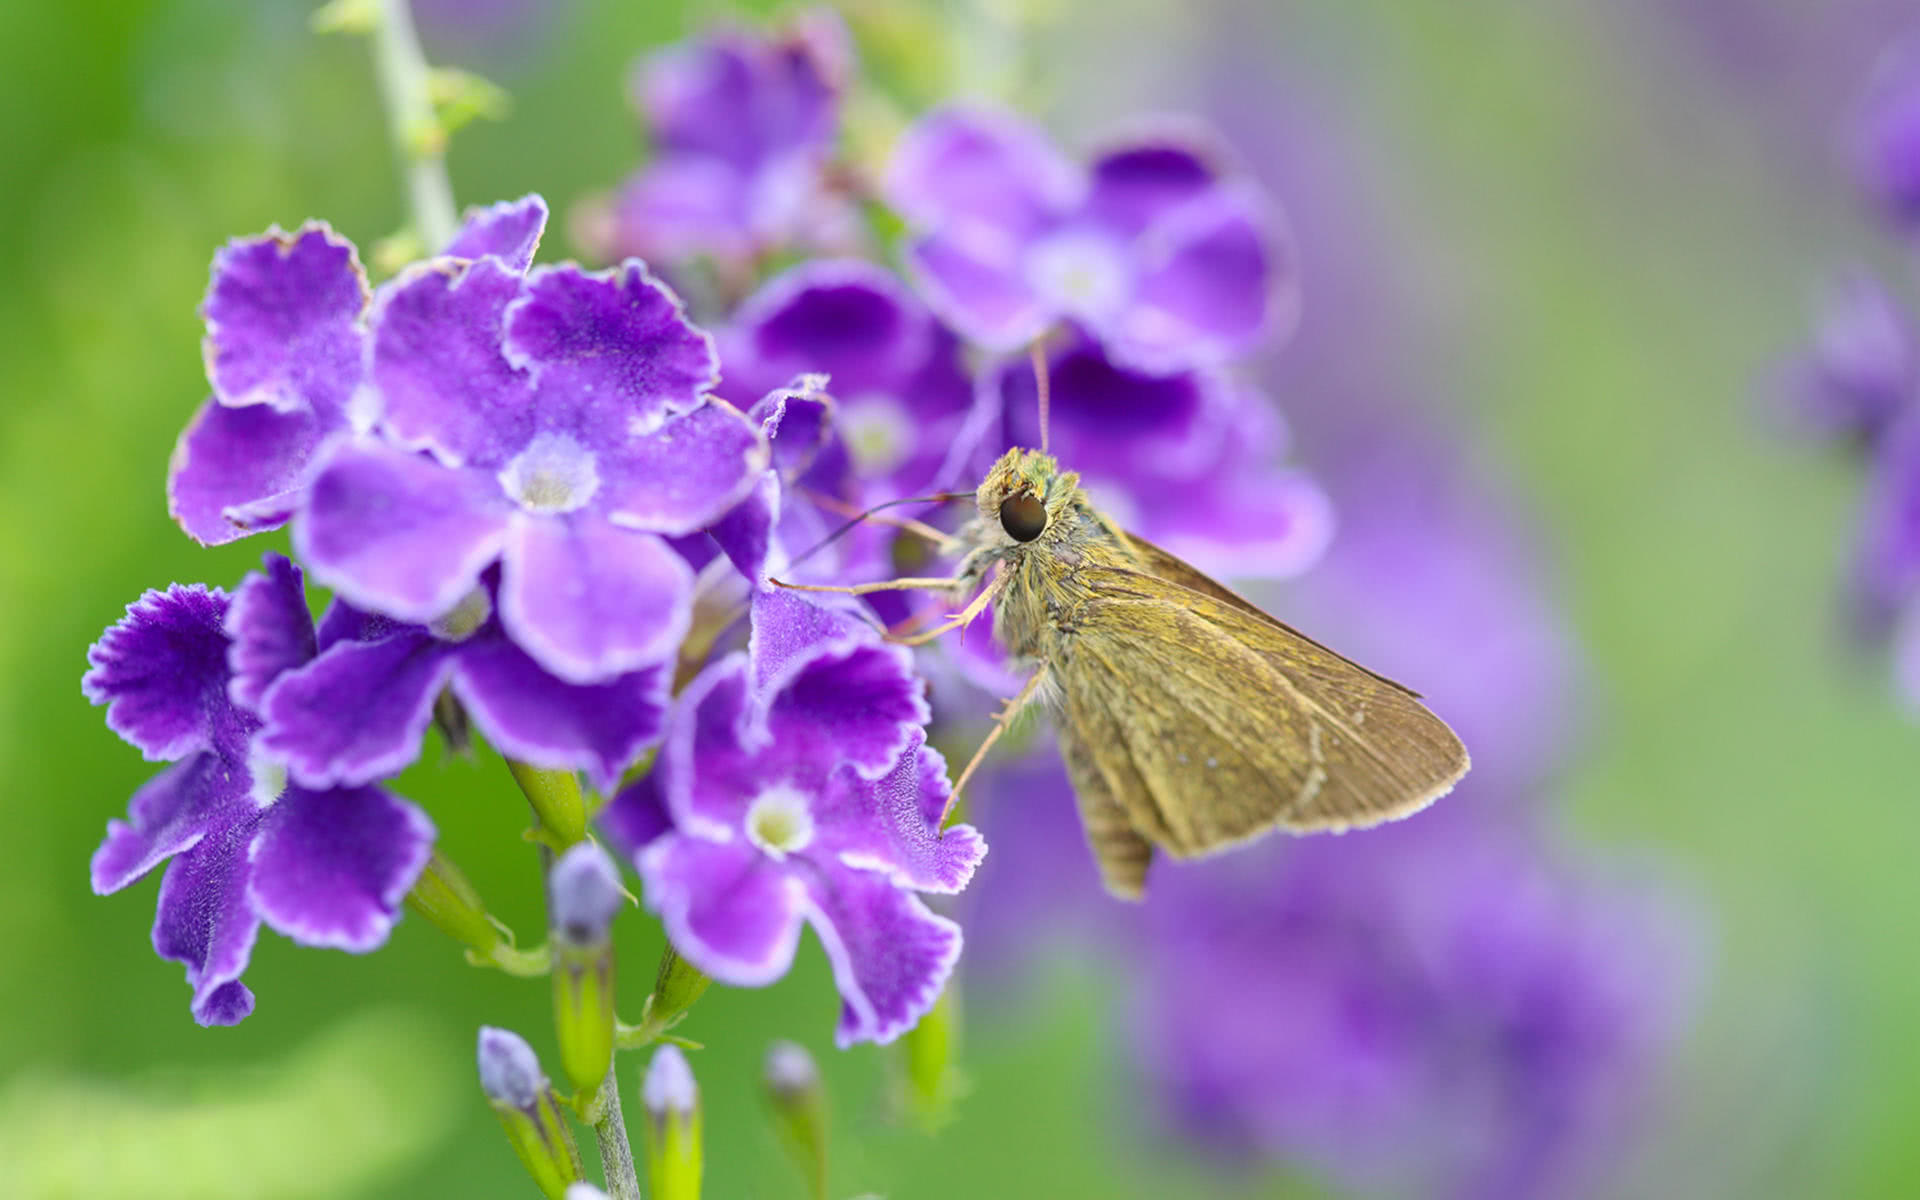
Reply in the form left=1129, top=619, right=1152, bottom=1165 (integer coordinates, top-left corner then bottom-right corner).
left=91, top=188, right=977, bottom=1040
left=592, top=21, right=1329, bottom=592
left=1789, top=44, right=1920, bottom=708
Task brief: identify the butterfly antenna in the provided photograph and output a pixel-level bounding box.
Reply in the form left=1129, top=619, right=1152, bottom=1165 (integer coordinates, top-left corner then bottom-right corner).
left=1030, top=340, right=1052, bottom=453
left=786, top=492, right=972, bottom=573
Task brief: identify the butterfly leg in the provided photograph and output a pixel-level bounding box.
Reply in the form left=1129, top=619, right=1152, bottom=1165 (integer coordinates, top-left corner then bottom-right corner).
left=887, top=574, right=1005, bottom=648
left=945, top=664, right=1052, bottom=815
left=770, top=576, right=962, bottom=596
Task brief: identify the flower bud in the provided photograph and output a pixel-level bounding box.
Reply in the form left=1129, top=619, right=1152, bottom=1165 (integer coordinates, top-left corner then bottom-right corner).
left=407, top=849, right=501, bottom=958
left=764, top=1040, right=828, bottom=1200
left=642, top=1045, right=703, bottom=1200
left=641, top=942, right=711, bottom=1038
left=477, top=1027, right=582, bottom=1200
left=510, top=760, right=588, bottom=846
left=550, top=843, right=621, bottom=1094
left=900, top=981, right=965, bottom=1130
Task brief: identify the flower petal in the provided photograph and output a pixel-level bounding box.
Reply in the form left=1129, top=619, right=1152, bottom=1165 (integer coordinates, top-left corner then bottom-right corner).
left=722, top=261, right=932, bottom=401
left=499, top=515, right=693, bottom=683
left=1085, top=138, right=1223, bottom=239
left=151, top=814, right=264, bottom=1026
left=371, top=257, right=533, bottom=467
left=248, top=784, right=435, bottom=952
left=256, top=629, right=454, bottom=788
left=225, top=553, right=317, bottom=714
left=84, top=584, right=245, bottom=761
left=1116, top=183, right=1293, bottom=371
left=638, top=833, right=805, bottom=987
left=885, top=105, right=1080, bottom=241
left=504, top=262, right=718, bottom=441
left=601, top=400, right=769, bottom=535
left=600, top=769, right=674, bottom=858
left=799, top=865, right=962, bottom=1047
left=296, top=442, right=513, bottom=623
left=814, top=735, right=985, bottom=894
left=167, top=396, right=327, bottom=545
left=91, top=751, right=257, bottom=895
left=201, top=224, right=367, bottom=415
left=443, top=194, right=549, bottom=271
left=902, top=232, right=1050, bottom=353
left=452, top=635, right=669, bottom=792
left=765, top=642, right=928, bottom=779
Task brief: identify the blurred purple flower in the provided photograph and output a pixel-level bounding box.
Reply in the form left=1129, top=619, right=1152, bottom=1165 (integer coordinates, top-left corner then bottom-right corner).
left=1849, top=410, right=1920, bottom=641
left=603, top=588, right=985, bottom=1046
left=294, top=243, right=767, bottom=684
left=244, top=562, right=668, bottom=794
left=1138, top=821, right=1698, bottom=1200
left=82, top=563, right=434, bottom=1025
left=1854, top=40, right=1920, bottom=232
left=168, top=196, right=548, bottom=546
left=1785, top=270, right=1917, bottom=446
left=603, top=9, right=856, bottom=267
left=885, top=107, right=1294, bottom=373
left=983, top=329, right=1332, bottom=579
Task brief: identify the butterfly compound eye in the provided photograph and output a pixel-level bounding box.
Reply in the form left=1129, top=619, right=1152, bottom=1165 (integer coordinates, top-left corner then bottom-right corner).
left=999, top=492, right=1047, bottom=542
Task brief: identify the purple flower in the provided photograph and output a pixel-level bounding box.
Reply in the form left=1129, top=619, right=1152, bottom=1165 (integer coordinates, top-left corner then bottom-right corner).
left=719, top=260, right=987, bottom=501
left=1786, top=270, right=1917, bottom=446
left=981, top=330, right=1332, bottom=579
left=83, top=563, right=434, bottom=1025
left=1849, top=409, right=1920, bottom=638
left=603, top=588, right=985, bottom=1046
left=168, top=196, right=549, bottom=546
left=243, top=562, right=667, bottom=793
left=294, top=250, right=767, bottom=684
left=604, top=9, right=856, bottom=267
left=885, top=109, right=1294, bottom=372
left=1854, top=40, right=1920, bottom=233
left=1138, top=821, right=1698, bottom=1199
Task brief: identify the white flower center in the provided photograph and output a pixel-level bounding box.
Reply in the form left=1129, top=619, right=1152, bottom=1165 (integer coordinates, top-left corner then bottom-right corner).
left=840, top=395, right=913, bottom=475
left=1025, top=230, right=1132, bottom=323
left=744, top=785, right=816, bottom=861
left=247, top=743, right=289, bottom=810
left=429, top=585, right=493, bottom=642
left=499, top=431, right=600, bottom=514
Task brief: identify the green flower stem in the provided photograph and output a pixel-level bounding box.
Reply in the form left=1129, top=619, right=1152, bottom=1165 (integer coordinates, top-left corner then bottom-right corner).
left=589, top=1067, right=643, bottom=1200
left=370, top=0, right=457, bottom=249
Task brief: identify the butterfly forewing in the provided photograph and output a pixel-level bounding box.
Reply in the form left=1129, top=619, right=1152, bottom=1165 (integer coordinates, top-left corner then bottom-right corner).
left=1053, top=561, right=1468, bottom=857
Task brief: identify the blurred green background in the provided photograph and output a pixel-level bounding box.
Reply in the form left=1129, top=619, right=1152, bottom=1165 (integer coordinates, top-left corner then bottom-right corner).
left=3, top=0, right=1915, bottom=1196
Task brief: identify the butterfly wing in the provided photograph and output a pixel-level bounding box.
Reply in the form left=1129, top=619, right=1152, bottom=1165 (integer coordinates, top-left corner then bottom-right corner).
left=1053, top=561, right=1469, bottom=857
left=1057, top=722, right=1155, bottom=899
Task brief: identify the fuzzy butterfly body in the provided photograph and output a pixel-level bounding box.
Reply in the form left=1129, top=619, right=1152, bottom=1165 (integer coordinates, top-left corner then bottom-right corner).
left=951, top=447, right=1470, bottom=899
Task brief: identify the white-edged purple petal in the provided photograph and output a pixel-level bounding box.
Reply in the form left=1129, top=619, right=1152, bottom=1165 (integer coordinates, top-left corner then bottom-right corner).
left=91, top=751, right=258, bottom=895
left=1084, top=138, right=1223, bottom=239
left=601, top=768, right=674, bottom=856
left=443, top=194, right=549, bottom=271
left=225, top=553, right=317, bottom=714
left=600, top=400, right=769, bottom=535
left=84, top=584, right=244, bottom=762
left=167, top=397, right=327, bottom=545
left=746, top=374, right=836, bottom=483
left=765, top=643, right=929, bottom=779
left=296, top=442, right=513, bottom=623
left=151, top=814, right=264, bottom=1026
left=499, top=515, right=694, bottom=684
left=902, top=232, right=1050, bottom=353
left=708, top=470, right=779, bottom=583
left=1116, top=183, right=1293, bottom=371
left=655, top=654, right=758, bottom=839
left=452, top=637, right=669, bottom=791
left=504, top=262, right=718, bottom=441
left=638, top=833, right=806, bottom=987
left=746, top=585, right=881, bottom=698
left=800, top=866, right=962, bottom=1047
left=200, top=224, right=367, bottom=416
left=884, top=105, right=1081, bottom=241
left=248, top=784, right=435, bottom=952
left=612, top=158, right=756, bottom=264
left=814, top=735, right=984, bottom=894
left=722, top=261, right=932, bottom=401
left=255, top=630, right=456, bottom=788
left=371, top=257, right=533, bottom=467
